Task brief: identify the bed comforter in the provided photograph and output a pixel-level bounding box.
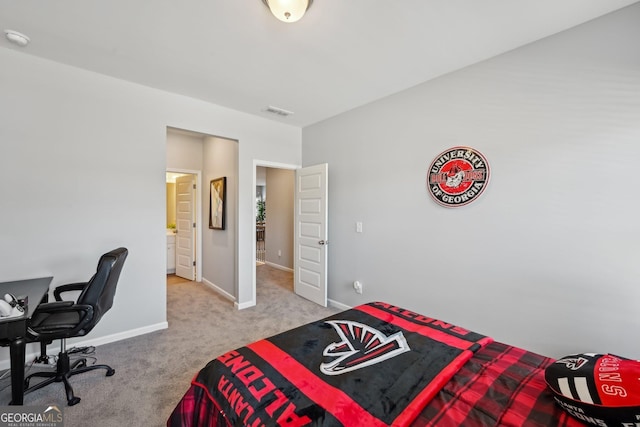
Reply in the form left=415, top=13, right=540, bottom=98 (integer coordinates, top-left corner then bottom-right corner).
left=168, top=302, right=583, bottom=427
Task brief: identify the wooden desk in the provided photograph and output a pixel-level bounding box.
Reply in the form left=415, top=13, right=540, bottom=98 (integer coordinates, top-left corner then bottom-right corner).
left=0, top=277, right=52, bottom=405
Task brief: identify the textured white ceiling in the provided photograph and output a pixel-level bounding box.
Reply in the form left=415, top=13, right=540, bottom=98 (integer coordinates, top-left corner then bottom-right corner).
left=1, top=0, right=637, bottom=127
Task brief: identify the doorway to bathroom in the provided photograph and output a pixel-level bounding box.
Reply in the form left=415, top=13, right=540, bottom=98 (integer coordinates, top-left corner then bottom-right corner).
left=166, top=170, right=200, bottom=281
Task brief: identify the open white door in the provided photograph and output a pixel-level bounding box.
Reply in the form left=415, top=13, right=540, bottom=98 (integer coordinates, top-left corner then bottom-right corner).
left=294, top=163, right=328, bottom=307
left=175, top=174, right=196, bottom=280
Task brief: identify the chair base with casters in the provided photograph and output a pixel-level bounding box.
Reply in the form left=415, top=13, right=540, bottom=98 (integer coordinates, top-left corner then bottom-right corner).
left=24, top=338, right=115, bottom=406
left=25, top=247, right=127, bottom=406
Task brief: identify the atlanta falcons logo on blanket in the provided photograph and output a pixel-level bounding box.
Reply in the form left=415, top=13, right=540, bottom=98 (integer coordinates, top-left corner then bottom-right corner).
left=320, top=320, right=411, bottom=376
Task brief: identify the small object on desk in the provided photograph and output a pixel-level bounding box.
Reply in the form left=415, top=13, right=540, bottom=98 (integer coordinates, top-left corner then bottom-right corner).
left=0, top=294, right=25, bottom=318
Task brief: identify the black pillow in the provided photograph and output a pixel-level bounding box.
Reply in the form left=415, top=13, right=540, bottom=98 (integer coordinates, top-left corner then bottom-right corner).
left=545, top=353, right=640, bottom=426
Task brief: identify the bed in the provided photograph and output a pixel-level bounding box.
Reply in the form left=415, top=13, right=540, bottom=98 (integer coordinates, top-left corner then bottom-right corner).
left=168, top=302, right=583, bottom=427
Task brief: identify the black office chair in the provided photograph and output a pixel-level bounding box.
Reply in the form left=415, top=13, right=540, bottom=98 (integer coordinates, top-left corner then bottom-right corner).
left=24, top=247, right=128, bottom=406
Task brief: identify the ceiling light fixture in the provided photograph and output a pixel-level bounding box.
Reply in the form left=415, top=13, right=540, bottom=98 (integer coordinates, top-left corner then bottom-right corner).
left=261, top=0, right=313, bottom=23
left=4, top=29, right=30, bottom=47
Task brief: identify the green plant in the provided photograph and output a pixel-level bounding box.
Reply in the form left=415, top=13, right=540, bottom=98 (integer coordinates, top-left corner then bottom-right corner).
left=256, top=200, right=266, bottom=223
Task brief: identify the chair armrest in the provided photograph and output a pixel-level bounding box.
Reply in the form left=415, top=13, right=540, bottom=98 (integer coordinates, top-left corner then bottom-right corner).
left=33, top=301, right=93, bottom=319
left=33, top=301, right=76, bottom=313
left=53, top=282, right=88, bottom=301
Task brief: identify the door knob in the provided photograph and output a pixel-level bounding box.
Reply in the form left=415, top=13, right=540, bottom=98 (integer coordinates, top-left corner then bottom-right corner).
left=318, top=240, right=328, bottom=245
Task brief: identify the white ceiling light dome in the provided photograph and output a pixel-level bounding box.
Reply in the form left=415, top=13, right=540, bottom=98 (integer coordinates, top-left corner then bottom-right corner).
left=4, top=29, right=30, bottom=47
left=262, top=0, right=313, bottom=23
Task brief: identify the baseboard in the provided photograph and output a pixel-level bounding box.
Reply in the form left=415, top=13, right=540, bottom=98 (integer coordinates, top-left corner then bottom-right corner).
left=202, top=270, right=346, bottom=311
left=201, top=278, right=236, bottom=302
left=264, top=261, right=293, bottom=273
left=67, top=322, right=169, bottom=349
left=328, top=299, right=351, bottom=311
left=200, top=278, right=256, bottom=309
left=235, top=300, right=256, bottom=310
left=0, top=321, right=168, bottom=371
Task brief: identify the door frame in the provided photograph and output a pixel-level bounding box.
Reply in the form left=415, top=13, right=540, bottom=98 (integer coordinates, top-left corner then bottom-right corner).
left=167, top=168, right=202, bottom=283
left=251, top=159, right=299, bottom=305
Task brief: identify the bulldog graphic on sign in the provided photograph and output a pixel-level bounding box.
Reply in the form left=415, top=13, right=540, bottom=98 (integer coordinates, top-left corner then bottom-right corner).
left=427, top=146, right=490, bottom=208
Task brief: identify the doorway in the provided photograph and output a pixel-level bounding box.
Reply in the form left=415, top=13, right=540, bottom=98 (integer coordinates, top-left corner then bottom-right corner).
left=253, top=162, right=296, bottom=301
left=254, top=165, right=295, bottom=275
left=166, top=169, right=202, bottom=282
left=251, top=162, right=328, bottom=307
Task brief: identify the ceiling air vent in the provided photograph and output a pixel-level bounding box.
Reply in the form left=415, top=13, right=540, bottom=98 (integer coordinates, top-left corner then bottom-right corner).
left=263, top=105, right=294, bottom=117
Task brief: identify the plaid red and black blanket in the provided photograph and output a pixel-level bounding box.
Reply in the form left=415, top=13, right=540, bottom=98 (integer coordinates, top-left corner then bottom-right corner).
left=172, top=302, right=492, bottom=427
left=415, top=342, right=584, bottom=427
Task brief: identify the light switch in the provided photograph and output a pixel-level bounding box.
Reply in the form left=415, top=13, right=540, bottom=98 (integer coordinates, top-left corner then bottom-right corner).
left=356, top=222, right=363, bottom=233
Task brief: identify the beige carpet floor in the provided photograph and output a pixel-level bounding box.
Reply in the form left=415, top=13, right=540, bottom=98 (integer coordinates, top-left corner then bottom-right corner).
left=0, top=264, right=338, bottom=426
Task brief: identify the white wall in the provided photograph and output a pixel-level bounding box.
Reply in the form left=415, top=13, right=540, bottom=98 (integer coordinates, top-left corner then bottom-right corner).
left=0, top=47, right=301, bottom=364
left=265, top=168, right=294, bottom=269
left=166, top=129, right=205, bottom=171
left=256, top=167, right=266, bottom=187
left=302, top=4, right=640, bottom=358
left=202, top=136, right=238, bottom=296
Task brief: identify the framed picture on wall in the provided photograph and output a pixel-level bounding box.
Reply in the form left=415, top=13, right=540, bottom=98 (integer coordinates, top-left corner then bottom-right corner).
left=209, top=177, right=226, bottom=230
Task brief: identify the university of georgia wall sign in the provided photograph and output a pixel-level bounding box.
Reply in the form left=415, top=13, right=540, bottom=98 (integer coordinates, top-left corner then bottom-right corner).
left=426, top=146, right=490, bottom=208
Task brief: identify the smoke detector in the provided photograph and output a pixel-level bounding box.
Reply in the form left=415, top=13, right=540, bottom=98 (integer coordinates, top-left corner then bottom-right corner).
left=4, top=30, right=30, bottom=47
